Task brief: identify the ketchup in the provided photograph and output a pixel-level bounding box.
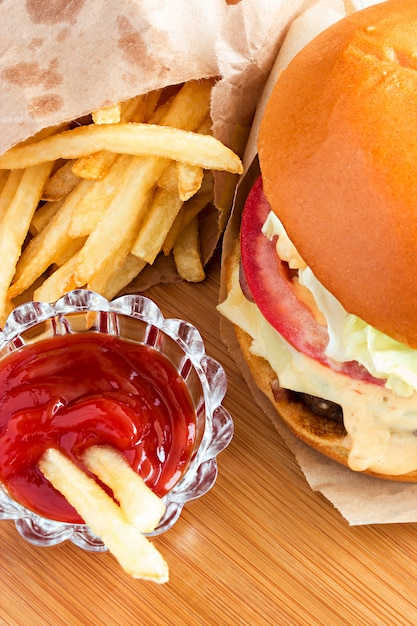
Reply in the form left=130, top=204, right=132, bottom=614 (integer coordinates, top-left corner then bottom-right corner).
left=0, top=333, right=197, bottom=523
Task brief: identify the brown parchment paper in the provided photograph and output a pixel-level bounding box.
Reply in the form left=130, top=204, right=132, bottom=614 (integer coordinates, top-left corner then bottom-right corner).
left=220, top=0, right=417, bottom=526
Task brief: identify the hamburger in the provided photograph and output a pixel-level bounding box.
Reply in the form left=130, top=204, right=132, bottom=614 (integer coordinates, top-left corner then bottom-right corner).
left=218, top=0, right=417, bottom=481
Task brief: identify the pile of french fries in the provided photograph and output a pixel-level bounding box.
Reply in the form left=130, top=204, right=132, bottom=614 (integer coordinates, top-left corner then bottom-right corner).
left=39, top=446, right=169, bottom=583
left=0, top=78, right=243, bottom=326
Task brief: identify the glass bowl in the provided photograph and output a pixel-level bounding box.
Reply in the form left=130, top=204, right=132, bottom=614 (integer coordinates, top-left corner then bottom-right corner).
left=0, top=289, right=233, bottom=551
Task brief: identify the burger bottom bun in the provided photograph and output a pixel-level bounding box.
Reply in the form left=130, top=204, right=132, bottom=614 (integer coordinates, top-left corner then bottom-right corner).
left=221, top=237, right=417, bottom=483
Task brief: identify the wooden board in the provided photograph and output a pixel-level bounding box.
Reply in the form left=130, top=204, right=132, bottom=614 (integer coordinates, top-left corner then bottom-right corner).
left=1, top=251, right=416, bottom=626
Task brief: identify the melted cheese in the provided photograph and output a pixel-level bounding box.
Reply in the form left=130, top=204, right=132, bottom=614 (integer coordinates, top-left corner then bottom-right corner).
left=218, top=264, right=417, bottom=476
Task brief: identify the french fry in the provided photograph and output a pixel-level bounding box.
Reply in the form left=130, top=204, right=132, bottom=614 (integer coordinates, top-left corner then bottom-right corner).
left=71, top=97, right=146, bottom=182
left=42, top=160, right=80, bottom=201
left=157, top=162, right=179, bottom=195
left=39, top=448, right=169, bottom=583
left=85, top=184, right=153, bottom=294
left=33, top=252, right=79, bottom=303
left=196, top=115, right=213, bottom=136
left=72, top=157, right=163, bottom=287
left=0, top=123, right=243, bottom=175
left=0, top=169, right=10, bottom=194
left=69, top=154, right=132, bottom=238
left=29, top=200, right=63, bottom=235
left=142, top=89, right=162, bottom=122
left=54, top=236, right=86, bottom=267
left=8, top=178, right=94, bottom=299
left=158, top=161, right=203, bottom=202
left=9, top=274, right=47, bottom=310
left=173, top=216, right=205, bottom=282
left=131, top=187, right=183, bottom=264
left=158, top=79, right=212, bottom=130
left=20, top=122, right=70, bottom=146
left=92, top=102, right=122, bottom=125
left=156, top=104, right=212, bottom=201
left=86, top=196, right=151, bottom=296
left=0, top=161, right=52, bottom=324
left=71, top=151, right=117, bottom=181
left=147, top=98, right=174, bottom=125
left=176, top=162, right=204, bottom=201
left=99, top=254, right=146, bottom=301
left=83, top=445, right=165, bottom=533
left=0, top=169, right=24, bottom=229
left=163, top=172, right=213, bottom=255
left=121, top=95, right=144, bottom=122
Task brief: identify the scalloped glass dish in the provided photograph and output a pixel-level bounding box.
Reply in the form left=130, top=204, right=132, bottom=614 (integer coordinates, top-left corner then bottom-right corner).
left=0, top=289, right=233, bottom=551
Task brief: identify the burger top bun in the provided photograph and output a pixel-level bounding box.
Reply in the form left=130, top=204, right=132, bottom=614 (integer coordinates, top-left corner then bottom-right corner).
left=258, top=0, right=417, bottom=349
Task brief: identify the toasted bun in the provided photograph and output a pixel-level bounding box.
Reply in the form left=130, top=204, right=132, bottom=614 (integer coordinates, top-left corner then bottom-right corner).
left=222, top=235, right=417, bottom=482
left=259, top=1, right=417, bottom=348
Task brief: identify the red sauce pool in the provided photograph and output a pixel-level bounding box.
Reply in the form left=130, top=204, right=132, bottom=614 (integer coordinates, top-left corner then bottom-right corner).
left=0, top=332, right=197, bottom=523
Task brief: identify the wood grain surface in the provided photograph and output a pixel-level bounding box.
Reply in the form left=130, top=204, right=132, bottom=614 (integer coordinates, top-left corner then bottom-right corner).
left=1, top=250, right=417, bottom=626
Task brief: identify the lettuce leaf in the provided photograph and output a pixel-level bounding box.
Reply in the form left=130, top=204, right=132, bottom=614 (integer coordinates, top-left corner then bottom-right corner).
left=268, top=210, right=417, bottom=397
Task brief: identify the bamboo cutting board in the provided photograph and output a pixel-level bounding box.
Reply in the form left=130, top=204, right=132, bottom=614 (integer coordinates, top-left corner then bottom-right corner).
left=1, top=251, right=417, bottom=626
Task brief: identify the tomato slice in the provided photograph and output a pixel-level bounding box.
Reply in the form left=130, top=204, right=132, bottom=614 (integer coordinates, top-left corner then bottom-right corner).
left=240, top=177, right=382, bottom=384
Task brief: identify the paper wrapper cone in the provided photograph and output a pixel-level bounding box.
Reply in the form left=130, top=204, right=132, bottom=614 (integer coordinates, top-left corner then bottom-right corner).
left=219, top=0, right=417, bottom=526
left=0, top=0, right=312, bottom=292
